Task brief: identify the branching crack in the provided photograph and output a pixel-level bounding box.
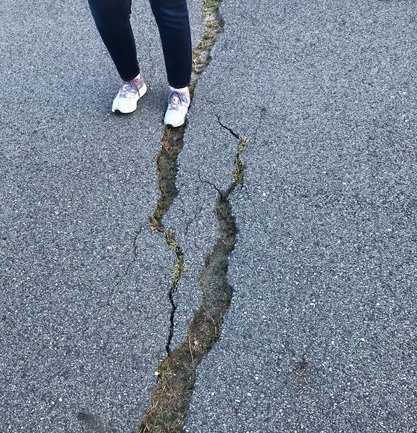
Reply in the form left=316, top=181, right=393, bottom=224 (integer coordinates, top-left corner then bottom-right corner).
left=149, top=126, right=187, bottom=356
left=197, top=172, right=222, bottom=194
left=184, top=206, right=204, bottom=236
left=139, top=123, right=248, bottom=433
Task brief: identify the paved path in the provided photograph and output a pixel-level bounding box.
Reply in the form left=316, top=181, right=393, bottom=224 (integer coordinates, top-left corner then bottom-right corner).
left=1, top=0, right=417, bottom=432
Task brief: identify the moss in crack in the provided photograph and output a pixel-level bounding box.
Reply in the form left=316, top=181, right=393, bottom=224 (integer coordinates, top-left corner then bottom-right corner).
left=138, top=308, right=219, bottom=433
left=149, top=0, right=225, bottom=232
left=138, top=213, right=235, bottom=433
left=231, top=136, right=248, bottom=187
left=148, top=128, right=187, bottom=355
left=165, top=230, right=186, bottom=285
left=164, top=229, right=188, bottom=354
left=191, top=0, right=225, bottom=82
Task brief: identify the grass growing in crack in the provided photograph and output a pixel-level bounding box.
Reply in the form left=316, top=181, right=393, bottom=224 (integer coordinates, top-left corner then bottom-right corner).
left=161, top=228, right=187, bottom=355
left=138, top=308, right=220, bottom=433
left=148, top=127, right=187, bottom=355
left=232, top=137, right=248, bottom=187
left=149, top=127, right=186, bottom=232
left=191, top=0, right=224, bottom=86
left=149, top=0, right=225, bottom=232
left=147, top=0, right=227, bottom=353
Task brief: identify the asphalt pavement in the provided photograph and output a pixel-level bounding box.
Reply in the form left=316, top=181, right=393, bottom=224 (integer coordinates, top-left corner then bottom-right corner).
left=1, top=0, right=417, bottom=432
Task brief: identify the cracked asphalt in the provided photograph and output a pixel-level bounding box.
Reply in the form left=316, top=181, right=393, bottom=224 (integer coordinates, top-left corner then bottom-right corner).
left=2, top=0, right=417, bottom=432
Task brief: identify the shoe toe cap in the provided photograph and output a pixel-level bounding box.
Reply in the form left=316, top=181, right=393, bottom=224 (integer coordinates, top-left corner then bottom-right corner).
left=164, top=109, right=186, bottom=127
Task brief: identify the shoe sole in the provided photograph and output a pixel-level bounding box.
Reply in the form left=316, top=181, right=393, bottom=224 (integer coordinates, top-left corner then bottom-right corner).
left=112, top=84, right=147, bottom=114
left=164, top=118, right=186, bottom=128
left=164, top=111, right=188, bottom=128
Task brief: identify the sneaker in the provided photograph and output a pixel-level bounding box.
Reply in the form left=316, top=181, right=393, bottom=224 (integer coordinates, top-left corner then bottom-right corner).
left=164, top=87, right=190, bottom=127
left=112, top=74, right=147, bottom=114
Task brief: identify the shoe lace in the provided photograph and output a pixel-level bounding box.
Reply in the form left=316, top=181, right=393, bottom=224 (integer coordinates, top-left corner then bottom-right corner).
left=119, top=80, right=137, bottom=98
left=168, top=91, right=188, bottom=110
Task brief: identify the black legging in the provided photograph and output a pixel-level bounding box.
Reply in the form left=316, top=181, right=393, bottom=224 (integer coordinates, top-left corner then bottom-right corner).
left=87, top=0, right=192, bottom=88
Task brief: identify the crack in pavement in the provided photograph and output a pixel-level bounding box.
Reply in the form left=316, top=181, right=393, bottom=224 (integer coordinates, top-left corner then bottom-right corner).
left=216, top=115, right=241, bottom=140
left=139, top=121, right=248, bottom=432
left=184, top=205, right=204, bottom=236
left=148, top=126, right=188, bottom=356
left=163, top=228, right=187, bottom=355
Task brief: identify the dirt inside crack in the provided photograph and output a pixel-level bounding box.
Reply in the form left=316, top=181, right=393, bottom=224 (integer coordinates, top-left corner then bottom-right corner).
left=139, top=0, right=246, bottom=431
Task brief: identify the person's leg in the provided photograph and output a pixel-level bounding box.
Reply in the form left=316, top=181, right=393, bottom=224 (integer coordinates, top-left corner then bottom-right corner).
left=88, top=0, right=139, bottom=81
left=149, top=0, right=192, bottom=88
left=149, top=0, right=192, bottom=126
left=88, top=0, right=147, bottom=113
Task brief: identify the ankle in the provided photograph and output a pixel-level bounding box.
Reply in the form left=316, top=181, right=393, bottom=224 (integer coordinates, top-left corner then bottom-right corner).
left=170, top=85, right=189, bottom=94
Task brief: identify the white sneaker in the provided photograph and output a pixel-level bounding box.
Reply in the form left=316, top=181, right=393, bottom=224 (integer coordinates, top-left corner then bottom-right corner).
left=164, top=87, right=190, bottom=127
left=112, top=74, right=147, bottom=114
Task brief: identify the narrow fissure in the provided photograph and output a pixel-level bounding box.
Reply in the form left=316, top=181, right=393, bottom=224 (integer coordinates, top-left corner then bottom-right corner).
left=107, top=230, right=140, bottom=306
